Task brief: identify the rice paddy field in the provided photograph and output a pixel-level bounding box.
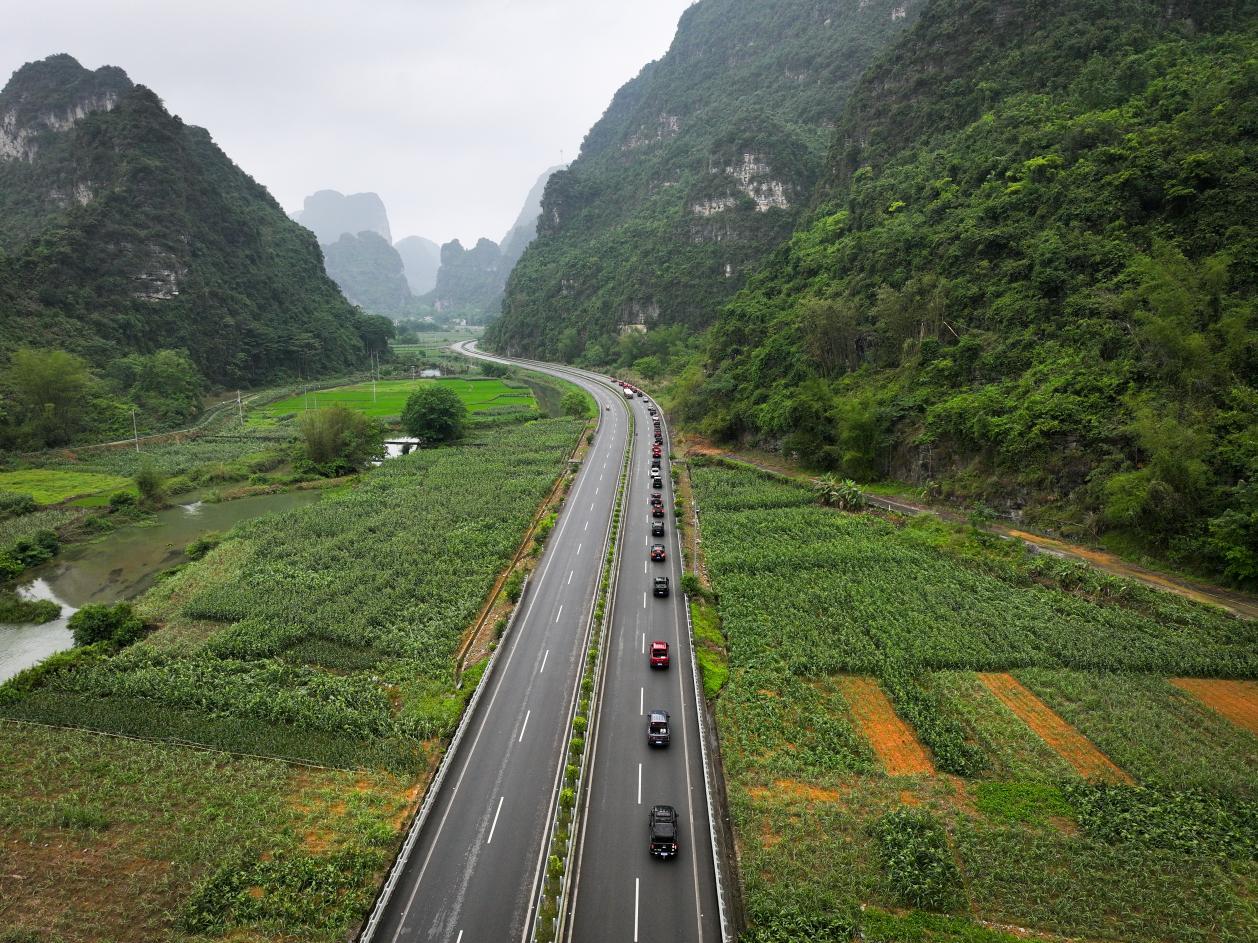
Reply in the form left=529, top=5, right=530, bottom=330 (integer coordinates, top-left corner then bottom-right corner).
left=0, top=468, right=134, bottom=505
left=689, top=460, right=1258, bottom=943
left=252, top=377, right=534, bottom=420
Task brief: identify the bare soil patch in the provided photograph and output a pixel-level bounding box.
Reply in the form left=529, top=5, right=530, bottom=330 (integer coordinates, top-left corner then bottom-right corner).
left=1170, top=678, right=1258, bottom=736
left=978, top=673, right=1131, bottom=783
left=836, top=675, right=936, bottom=776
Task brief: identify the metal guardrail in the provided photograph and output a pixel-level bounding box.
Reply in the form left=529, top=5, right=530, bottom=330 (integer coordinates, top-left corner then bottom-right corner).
left=357, top=573, right=532, bottom=943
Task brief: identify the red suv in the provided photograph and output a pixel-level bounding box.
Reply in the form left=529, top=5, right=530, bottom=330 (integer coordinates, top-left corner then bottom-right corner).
left=649, top=640, right=670, bottom=668
left=650, top=544, right=666, bottom=562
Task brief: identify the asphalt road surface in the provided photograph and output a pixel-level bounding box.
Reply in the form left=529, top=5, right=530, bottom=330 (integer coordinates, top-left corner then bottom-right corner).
left=372, top=348, right=627, bottom=943
left=565, top=392, right=721, bottom=943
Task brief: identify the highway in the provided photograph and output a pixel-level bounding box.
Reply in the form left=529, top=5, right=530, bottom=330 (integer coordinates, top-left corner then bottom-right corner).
left=565, top=391, right=720, bottom=943
left=370, top=348, right=627, bottom=943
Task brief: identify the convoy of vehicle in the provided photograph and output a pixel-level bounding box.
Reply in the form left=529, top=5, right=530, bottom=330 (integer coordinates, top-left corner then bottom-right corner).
left=611, top=384, right=683, bottom=862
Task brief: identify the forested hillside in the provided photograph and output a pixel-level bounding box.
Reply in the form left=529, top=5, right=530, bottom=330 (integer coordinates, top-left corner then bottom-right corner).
left=681, top=0, right=1258, bottom=584
left=486, top=0, right=922, bottom=360
left=0, top=55, right=379, bottom=386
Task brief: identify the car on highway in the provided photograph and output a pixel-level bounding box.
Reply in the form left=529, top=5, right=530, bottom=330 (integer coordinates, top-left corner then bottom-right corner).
left=650, top=543, right=666, bottom=561
left=651, top=457, right=661, bottom=470
left=654, top=433, right=663, bottom=445
left=651, top=445, right=662, bottom=457
left=649, top=805, right=679, bottom=859
left=650, top=493, right=664, bottom=506
left=651, top=505, right=665, bottom=518
left=651, top=520, right=665, bottom=537
left=650, top=640, right=670, bottom=668
left=652, top=475, right=664, bottom=490
left=647, top=710, right=670, bottom=747
left=653, top=576, right=670, bottom=598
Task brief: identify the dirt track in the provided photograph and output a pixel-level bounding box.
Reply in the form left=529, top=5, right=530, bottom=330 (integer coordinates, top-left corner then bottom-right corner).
left=1171, top=678, right=1258, bottom=736
left=837, top=675, right=936, bottom=776
left=979, top=673, right=1132, bottom=783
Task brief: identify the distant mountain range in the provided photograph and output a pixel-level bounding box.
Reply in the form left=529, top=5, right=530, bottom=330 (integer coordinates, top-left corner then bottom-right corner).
left=295, top=164, right=565, bottom=322
left=0, top=54, right=380, bottom=385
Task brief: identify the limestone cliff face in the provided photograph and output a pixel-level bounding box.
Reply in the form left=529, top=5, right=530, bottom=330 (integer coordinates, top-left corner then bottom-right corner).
left=488, top=0, right=925, bottom=359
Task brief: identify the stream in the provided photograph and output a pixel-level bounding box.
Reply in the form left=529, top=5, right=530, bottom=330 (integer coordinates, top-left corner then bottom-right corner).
left=0, top=489, right=322, bottom=683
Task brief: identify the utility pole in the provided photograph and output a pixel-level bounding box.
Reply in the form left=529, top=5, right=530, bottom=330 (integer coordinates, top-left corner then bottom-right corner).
left=372, top=351, right=378, bottom=402
left=237, top=390, right=244, bottom=428
left=131, top=409, right=140, bottom=452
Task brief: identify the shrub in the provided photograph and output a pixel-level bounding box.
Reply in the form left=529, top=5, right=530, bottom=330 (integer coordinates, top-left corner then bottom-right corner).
left=561, top=389, right=589, bottom=418
left=0, top=490, right=37, bottom=519
left=108, top=491, right=137, bottom=509
left=135, top=464, right=166, bottom=506
left=185, top=532, right=223, bottom=561
left=297, top=406, right=385, bottom=476
left=504, top=569, right=525, bottom=603
left=68, top=603, right=145, bottom=648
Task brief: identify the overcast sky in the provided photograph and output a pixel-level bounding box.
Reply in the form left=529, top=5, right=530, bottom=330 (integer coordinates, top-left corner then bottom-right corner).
left=2, top=0, right=694, bottom=246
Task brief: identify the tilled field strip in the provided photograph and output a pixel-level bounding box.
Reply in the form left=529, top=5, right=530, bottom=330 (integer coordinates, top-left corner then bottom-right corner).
left=978, top=673, right=1132, bottom=783
left=836, top=675, right=936, bottom=776
left=1170, top=678, right=1258, bottom=736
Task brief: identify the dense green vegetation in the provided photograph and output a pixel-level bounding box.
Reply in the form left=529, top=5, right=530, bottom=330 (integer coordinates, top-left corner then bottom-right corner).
left=0, top=418, right=582, bottom=771
left=680, top=1, right=1258, bottom=585
left=488, top=0, right=921, bottom=359
left=321, top=230, right=415, bottom=317
left=402, top=385, right=468, bottom=443
left=296, top=406, right=385, bottom=476
left=692, top=460, right=1256, bottom=941
left=0, top=55, right=378, bottom=386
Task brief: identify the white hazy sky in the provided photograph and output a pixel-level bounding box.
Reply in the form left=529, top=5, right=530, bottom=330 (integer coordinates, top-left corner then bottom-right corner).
left=1, top=0, right=694, bottom=245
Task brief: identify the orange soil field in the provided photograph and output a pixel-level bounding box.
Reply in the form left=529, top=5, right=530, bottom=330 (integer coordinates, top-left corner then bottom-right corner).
left=1170, top=678, right=1258, bottom=736
left=978, top=673, right=1132, bottom=783
left=837, top=675, right=936, bottom=776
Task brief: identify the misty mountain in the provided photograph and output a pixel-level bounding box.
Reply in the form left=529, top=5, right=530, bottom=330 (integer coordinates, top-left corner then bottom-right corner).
left=394, top=235, right=441, bottom=295
left=322, top=230, right=415, bottom=317
left=293, top=189, right=392, bottom=244
left=499, top=163, right=566, bottom=269
left=421, top=164, right=566, bottom=320
left=0, top=54, right=380, bottom=385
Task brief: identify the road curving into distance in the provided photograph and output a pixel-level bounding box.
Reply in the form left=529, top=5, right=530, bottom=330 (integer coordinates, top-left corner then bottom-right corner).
left=367, top=343, right=722, bottom=943
left=366, top=346, right=628, bottom=943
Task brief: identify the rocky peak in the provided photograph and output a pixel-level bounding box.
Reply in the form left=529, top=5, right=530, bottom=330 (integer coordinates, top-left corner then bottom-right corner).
left=0, top=54, right=132, bottom=162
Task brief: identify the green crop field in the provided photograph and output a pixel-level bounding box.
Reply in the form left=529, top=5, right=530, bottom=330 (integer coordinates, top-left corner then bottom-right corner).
left=690, top=460, right=1257, bottom=943
left=0, top=468, right=134, bottom=505
left=0, top=415, right=580, bottom=939
left=253, top=377, right=534, bottom=420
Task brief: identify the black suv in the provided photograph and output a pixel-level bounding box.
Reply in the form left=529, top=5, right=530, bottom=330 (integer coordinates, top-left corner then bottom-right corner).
left=647, top=710, right=670, bottom=747
left=653, top=576, right=670, bottom=597
left=651, top=520, right=665, bottom=537
left=649, top=805, right=679, bottom=858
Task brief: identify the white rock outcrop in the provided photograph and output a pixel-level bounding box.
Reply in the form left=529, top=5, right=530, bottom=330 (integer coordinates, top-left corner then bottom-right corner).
left=0, top=91, right=120, bottom=162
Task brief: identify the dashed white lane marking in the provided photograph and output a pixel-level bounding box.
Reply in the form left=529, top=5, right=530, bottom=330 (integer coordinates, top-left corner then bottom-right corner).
left=555, top=605, right=563, bottom=623
left=519, top=710, right=530, bottom=743
left=486, top=795, right=504, bottom=845
left=539, top=650, right=549, bottom=673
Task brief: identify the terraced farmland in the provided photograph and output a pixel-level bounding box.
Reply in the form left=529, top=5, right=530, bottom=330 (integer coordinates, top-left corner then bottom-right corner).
left=690, top=460, right=1257, bottom=943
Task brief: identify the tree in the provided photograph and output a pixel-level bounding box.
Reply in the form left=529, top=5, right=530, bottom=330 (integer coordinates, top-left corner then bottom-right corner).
left=108, top=349, right=204, bottom=425
left=561, top=389, right=589, bottom=418
left=3, top=348, right=92, bottom=446
left=402, top=385, right=467, bottom=443
left=298, top=406, right=385, bottom=475
left=134, top=464, right=166, bottom=508
left=480, top=361, right=510, bottom=378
